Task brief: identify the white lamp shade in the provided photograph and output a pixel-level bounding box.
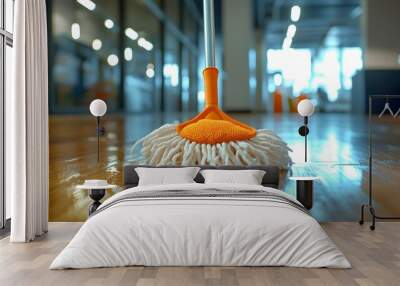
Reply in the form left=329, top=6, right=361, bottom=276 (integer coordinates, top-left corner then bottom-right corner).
left=89, top=99, right=107, bottom=117
left=297, top=99, right=314, bottom=117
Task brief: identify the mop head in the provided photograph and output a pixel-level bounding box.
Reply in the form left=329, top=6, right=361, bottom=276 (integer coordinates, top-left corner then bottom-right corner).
left=131, top=124, right=292, bottom=168
left=131, top=67, right=292, bottom=169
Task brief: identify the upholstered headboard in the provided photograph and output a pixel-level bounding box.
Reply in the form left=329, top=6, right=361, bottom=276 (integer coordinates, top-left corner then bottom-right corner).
left=123, top=165, right=280, bottom=189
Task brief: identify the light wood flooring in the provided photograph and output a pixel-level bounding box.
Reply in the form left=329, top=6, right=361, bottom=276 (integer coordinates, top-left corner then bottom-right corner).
left=1, top=222, right=400, bottom=286
left=49, top=113, right=400, bottom=222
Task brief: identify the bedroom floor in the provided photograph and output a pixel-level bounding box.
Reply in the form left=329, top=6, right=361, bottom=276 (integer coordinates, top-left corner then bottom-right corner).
left=1, top=222, right=399, bottom=286
left=49, top=113, right=400, bottom=222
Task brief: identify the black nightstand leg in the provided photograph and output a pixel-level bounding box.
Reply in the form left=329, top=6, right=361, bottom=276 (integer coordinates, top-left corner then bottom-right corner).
left=88, top=189, right=105, bottom=215
left=296, top=180, right=313, bottom=210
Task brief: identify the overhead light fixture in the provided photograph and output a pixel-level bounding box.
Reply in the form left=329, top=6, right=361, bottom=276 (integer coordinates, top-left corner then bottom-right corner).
left=125, top=28, right=138, bottom=41
left=92, top=39, right=102, bottom=50
left=145, top=41, right=154, bottom=51
left=104, top=19, right=114, bottom=29
left=138, top=37, right=154, bottom=51
left=138, top=38, right=146, bottom=48
left=287, top=24, right=297, bottom=38
left=291, top=5, right=301, bottom=22
left=146, top=69, right=155, bottom=78
left=71, top=23, right=80, bottom=40
left=124, top=47, right=133, bottom=61
left=76, top=0, right=96, bottom=11
left=282, top=37, right=292, bottom=49
left=146, top=63, right=155, bottom=78
left=107, top=54, right=119, bottom=66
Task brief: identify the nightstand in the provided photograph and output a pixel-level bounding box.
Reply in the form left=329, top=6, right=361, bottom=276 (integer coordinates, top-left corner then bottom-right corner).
left=77, top=180, right=120, bottom=215
left=289, top=177, right=318, bottom=210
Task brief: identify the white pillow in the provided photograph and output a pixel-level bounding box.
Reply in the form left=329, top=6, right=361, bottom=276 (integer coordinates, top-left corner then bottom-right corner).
left=135, top=167, right=200, bottom=186
left=200, top=169, right=266, bottom=185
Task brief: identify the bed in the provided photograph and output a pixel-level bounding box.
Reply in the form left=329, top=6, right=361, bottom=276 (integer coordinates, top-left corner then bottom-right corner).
left=50, top=165, right=350, bottom=269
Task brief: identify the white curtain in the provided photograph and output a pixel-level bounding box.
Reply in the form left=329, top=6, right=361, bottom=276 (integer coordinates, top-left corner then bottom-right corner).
left=8, top=0, right=49, bottom=242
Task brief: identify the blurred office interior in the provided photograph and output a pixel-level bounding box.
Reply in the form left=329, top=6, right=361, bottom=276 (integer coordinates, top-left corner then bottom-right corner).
left=49, top=0, right=398, bottom=116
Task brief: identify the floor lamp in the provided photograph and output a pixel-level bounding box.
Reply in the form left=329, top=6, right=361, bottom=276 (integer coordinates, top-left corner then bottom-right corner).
left=297, top=99, right=315, bottom=162
left=295, top=99, right=316, bottom=210
left=89, top=99, right=107, bottom=162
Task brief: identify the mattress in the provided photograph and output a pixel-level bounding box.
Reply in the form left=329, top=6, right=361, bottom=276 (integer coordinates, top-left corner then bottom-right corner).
left=50, top=183, right=350, bottom=269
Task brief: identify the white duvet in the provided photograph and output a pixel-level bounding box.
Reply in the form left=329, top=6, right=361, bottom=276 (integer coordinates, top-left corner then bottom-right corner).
left=50, top=183, right=350, bottom=269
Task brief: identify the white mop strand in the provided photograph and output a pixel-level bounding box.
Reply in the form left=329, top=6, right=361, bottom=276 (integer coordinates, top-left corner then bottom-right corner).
left=131, top=124, right=292, bottom=169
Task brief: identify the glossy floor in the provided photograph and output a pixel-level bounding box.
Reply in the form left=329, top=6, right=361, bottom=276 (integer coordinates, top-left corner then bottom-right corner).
left=1, top=222, right=400, bottom=286
left=49, top=113, right=400, bottom=222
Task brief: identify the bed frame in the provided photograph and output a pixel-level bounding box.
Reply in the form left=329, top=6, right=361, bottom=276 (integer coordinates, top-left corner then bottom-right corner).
left=124, top=165, right=280, bottom=189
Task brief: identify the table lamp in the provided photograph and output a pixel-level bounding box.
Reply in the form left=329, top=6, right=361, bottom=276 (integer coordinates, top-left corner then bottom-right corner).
left=89, top=99, right=107, bottom=162
left=297, top=99, right=314, bottom=162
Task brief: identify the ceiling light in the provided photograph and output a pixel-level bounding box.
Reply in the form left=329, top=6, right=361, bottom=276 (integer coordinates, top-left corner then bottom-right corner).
left=92, top=39, right=102, bottom=50
left=125, top=28, right=138, bottom=40
left=287, top=24, right=297, bottom=38
left=138, top=38, right=146, bottom=47
left=107, top=54, right=119, bottom=66
left=76, top=0, right=96, bottom=11
left=282, top=37, right=292, bottom=49
left=138, top=37, right=154, bottom=51
left=124, top=47, right=133, bottom=61
left=291, top=5, right=301, bottom=22
left=71, top=23, right=80, bottom=40
left=145, top=41, right=154, bottom=51
left=146, top=67, right=155, bottom=78
left=104, top=19, right=114, bottom=29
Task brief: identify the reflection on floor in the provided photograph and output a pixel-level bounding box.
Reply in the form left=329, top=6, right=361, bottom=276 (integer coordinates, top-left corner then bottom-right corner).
left=2, top=222, right=400, bottom=286
left=49, top=113, right=400, bottom=222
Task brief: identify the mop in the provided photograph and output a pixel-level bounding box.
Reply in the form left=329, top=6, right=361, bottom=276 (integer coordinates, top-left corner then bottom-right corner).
left=132, top=0, right=292, bottom=168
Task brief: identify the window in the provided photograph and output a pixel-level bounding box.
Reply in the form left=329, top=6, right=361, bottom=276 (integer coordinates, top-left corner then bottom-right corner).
left=124, top=0, right=160, bottom=112
left=51, top=0, right=121, bottom=112
left=267, top=48, right=312, bottom=95
left=48, top=0, right=201, bottom=114
left=1, top=0, right=14, bottom=230
left=312, top=47, right=362, bottom=102
left=267, top=47, right=363, bottom=104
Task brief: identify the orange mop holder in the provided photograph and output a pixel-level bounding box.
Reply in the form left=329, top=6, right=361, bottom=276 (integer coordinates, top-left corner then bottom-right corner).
left=176, top=0, right=256, bottom=145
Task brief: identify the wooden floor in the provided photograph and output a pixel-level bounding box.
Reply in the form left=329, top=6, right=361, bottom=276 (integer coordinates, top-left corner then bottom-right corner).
left=49, top=113, right=400, bottom=222
left=1, top=222, right=400, bottom=286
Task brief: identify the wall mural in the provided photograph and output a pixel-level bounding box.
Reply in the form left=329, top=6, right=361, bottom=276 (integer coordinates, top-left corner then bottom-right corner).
left=50, top=0, right=292, bottom=223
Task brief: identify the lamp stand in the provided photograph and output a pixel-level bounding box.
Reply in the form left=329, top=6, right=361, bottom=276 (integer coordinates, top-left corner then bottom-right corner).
left=304, top=116, right=308, bottom=162
left=96, top=116, right=100, bottom=162
left=298, top=116, right=309, bottom=163
left=95, top=116, right=106, bottom=162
